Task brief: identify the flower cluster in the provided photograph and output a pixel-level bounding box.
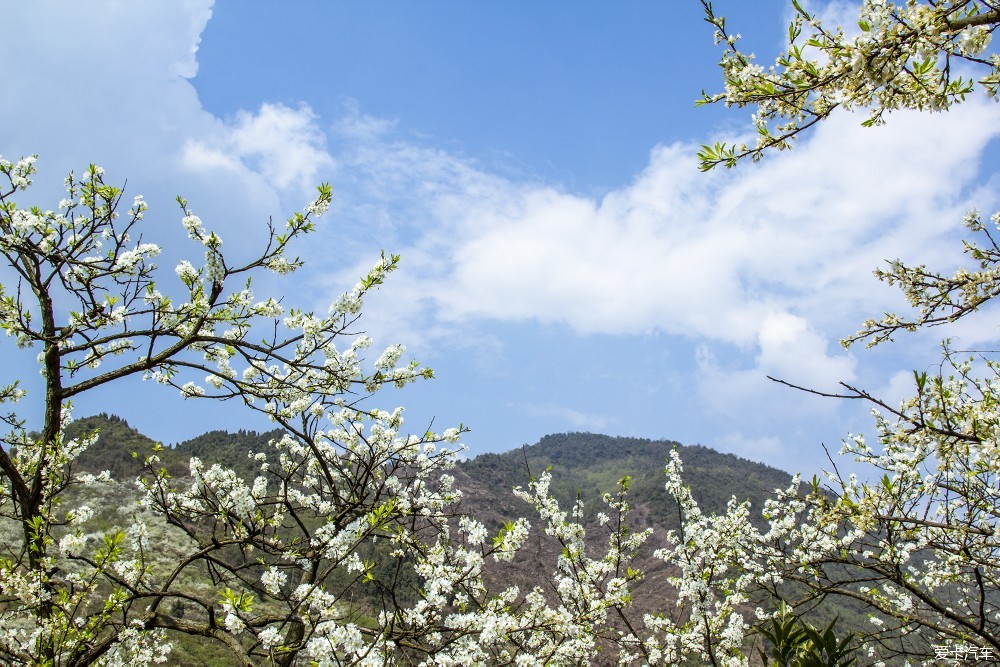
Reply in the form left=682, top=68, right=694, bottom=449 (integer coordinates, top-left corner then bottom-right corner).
left=697, top=0, right=1000, bottom=169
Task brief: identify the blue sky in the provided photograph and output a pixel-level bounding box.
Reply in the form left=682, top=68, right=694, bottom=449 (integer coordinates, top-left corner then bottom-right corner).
left=3, top=1, right=1000, bottom=477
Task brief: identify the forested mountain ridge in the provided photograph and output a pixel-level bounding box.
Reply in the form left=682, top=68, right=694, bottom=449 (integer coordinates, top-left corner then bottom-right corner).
left=65, top=414, right=286, bottom=482
left=67, top=415, right=796, bottom=526
left=43, top=416, right=847, bottom=664
left=453, top=431, right=795, bottom=533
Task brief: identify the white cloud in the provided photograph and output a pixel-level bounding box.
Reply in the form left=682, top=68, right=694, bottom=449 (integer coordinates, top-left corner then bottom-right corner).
left=332, top=102, right=399, bottom=142
left=181, top=140, right=242, bottom=173
left=182, top=103, right=335, bottom=192
left=324, top=99, right=1000, bottom=354
left=0, top=0, right=350, bottom=281
left=1, top=1, right=214, bottom=177
left=520, top=402, right=611, bottom=432
left=756, top=312, right=856, bottom=386
left=874, top=369, right=920, bottom=411
left=309, top=99, right=1000, bottom=462
left=715, top=432, right=785, bottom=462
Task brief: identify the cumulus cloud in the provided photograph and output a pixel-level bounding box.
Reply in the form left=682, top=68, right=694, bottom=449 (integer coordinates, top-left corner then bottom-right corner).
left=325, top=99, right=1000, bottom=349
left=520, top=402, right=611, bottom=432
left=714, top=432, right=785, bottom=461
left=182, top=103, right=334, bottom=192
left=1, top=1, right=333, bottom=234
left=0, top=1, right=214, bottom=177
left=756, top=312, right=856, bottom=386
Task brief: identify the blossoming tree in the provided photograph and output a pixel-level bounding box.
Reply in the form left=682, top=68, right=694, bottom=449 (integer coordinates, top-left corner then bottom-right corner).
left=0, top=157, right=655, bottom=665
left=697, top=0, right=999, bottom=169
left=673, top=0, right=1000, bottom=664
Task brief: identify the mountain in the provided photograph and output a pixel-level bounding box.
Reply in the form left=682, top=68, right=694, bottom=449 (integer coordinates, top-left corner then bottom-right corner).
left=58, top=415, right=817, bottom=664
left=170, top=426, right=287, bottom=481
left=65, top=414, right=285, bottom=482
left=67, top=415, right=796, bottom=529
left=66, top=417, right=799, bottom=598
left=454, top=431, right=794, bottom=533
left=65, top=413, right=183, bottom=479
left=449, top=431, right=802, bottom=643
left=65, top=416, right=802, bottom=582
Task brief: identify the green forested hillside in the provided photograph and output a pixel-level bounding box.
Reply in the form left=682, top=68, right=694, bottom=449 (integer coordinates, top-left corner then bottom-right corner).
left=67, top=418, right=804, bottom=580
left=69, top=417, right=796, bottom=531
left=67, top=415, right=286, bottom=482
left=65, top=414, right=186, bottom=480
left=58, top=415, right=839, bottom=664
left=173, top=426, right=287, bottom=482
left=456, top=431, right=795, bottom=533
